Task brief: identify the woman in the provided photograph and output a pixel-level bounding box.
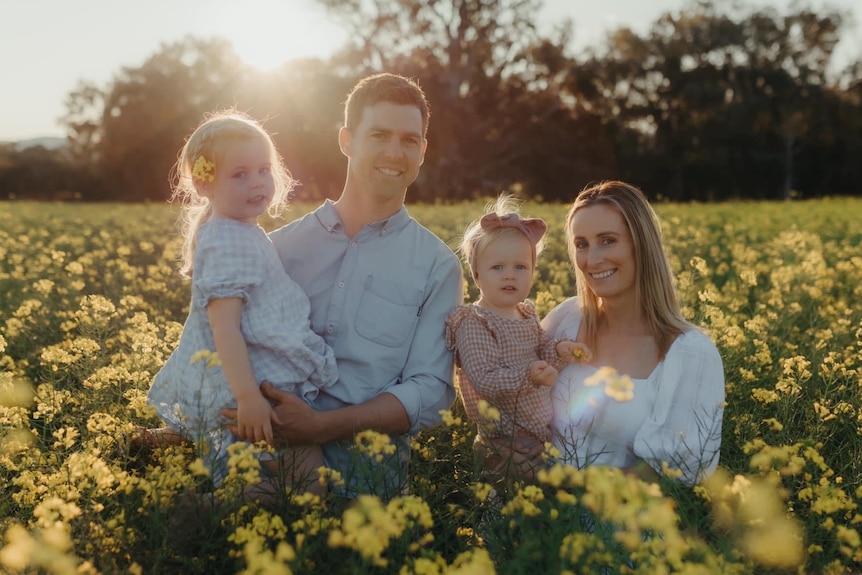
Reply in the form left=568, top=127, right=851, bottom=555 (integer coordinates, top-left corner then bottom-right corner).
left=542, top=181, right=724, bottom=486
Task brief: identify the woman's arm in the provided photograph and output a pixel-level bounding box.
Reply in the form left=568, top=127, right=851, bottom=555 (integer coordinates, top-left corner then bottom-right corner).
left=633, top=331, right=726, bottom=485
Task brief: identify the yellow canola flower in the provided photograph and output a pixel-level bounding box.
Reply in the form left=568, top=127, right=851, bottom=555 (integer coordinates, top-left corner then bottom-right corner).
left=318, top=466, right=345, bottom=488
left=584, top=366, right=635, bottom=402
left=355, top=430, right=397, bottom=463
left=501, top=484, right=545, bottom=517
left=702, top=468, right=804, bottom=569
left=189, top=349, right=212, bottom=364
left=471, top=482, right=494, bottom=502
left=51, top=427, right=79, bottom=450
left=448, top=547, right=496, bottom=575
left=327, top=495, right=433, bottom=568
left=571, top=346, right=588, bottom=361
left=477, top=399, right=501, bottom=422
left=192, top=155, right=216, bottom=183
left=0, top=375, right=34, bottom=407
left=762, top=417, right=784, bottom=432
left=559, top=532, right=613, bottom=570
left=661, top=461, right=684, bottom=480
left=537, top=462, right=585, bottom=489
left=188, top=458, right=210, bottom=478
left=439, top=409, right=463, bottom=427
left=0, top=523, right=79, bottom=575
left=189, top=349, right=221, bottom=368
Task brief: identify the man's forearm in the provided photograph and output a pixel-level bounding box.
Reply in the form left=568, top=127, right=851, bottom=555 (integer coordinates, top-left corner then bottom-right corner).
left=315, top=392, right=410, bottom=443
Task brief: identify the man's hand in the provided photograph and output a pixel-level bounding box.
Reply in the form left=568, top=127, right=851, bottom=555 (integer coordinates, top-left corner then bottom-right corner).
left=222, top=381, right=319, bottom=448
left=529, top=360, right=558, bottom=387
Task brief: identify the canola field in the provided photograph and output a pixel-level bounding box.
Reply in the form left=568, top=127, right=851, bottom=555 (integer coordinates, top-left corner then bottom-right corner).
left=1, top=198, right=861, bottom=574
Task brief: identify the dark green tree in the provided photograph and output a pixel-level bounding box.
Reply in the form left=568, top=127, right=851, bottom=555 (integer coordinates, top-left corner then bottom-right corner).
left=564, top=1, right=849, bottom=200
left=60, top=37, right=249, bottom=202
left=316, top=0, right=614, bottom=201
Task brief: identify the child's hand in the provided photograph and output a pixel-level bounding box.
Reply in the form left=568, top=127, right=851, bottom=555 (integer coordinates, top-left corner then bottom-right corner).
left=556, top=340, right=593, bottom=364
left=235, top=392, right=282, bottom=445
left=529, top=360, right=559, bottom=387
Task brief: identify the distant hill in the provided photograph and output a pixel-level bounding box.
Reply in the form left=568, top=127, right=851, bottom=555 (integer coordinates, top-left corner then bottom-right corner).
left=2, top=136, right=66, bottom=150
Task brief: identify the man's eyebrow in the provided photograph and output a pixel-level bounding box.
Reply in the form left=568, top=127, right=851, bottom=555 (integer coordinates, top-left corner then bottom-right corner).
left=367, top=125, right=422, bottom=138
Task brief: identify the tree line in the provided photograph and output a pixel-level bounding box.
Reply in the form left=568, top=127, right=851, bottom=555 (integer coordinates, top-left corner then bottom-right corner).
left=2, top=0, right=860, bottom=203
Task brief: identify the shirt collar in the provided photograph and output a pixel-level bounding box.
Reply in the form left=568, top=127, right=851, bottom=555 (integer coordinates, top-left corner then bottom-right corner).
left=316, top=199, right=411, bottom=236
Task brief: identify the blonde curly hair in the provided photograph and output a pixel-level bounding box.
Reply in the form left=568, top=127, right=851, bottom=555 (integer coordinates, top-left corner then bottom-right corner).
left=171, top=109, right=296, bottom=277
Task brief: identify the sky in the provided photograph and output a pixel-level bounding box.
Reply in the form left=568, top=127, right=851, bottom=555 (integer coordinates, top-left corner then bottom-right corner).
left=1, top=0, right=860, bottom=142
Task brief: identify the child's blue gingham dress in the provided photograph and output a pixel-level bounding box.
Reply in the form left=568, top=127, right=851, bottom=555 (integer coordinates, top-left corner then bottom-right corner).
left=147, top=217, right=337, bottom=483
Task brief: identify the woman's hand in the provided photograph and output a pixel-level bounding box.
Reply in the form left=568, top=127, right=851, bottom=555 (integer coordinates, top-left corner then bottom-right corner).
left=556, top=340, right=593, bottom=364
left=529, top=360, right=558, bottom=387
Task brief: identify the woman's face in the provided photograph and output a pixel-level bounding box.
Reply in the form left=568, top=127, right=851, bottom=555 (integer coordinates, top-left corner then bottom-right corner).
left=569, top=203, right=636, bottom=301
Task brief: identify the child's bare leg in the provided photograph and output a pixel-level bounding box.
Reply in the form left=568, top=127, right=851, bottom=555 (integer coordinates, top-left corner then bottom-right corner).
left=140, top=427, right=190, bottom=447
left=122, top=427, right=191, bottom=460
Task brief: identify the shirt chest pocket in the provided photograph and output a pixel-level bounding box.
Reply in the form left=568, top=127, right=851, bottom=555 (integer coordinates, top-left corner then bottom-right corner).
left=355, top=276, right=424, bottom=348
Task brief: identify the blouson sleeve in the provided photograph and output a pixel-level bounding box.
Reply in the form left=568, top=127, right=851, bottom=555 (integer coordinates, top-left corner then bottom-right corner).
left=632, top=330, right=726, bottom=486
left=193, top=222, right=265, bottom=307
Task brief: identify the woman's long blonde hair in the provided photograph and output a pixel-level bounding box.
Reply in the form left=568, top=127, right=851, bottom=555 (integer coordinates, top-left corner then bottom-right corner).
left=171, top=109, right=295, bottom=277
left=565, top=181, right=692, bottom=357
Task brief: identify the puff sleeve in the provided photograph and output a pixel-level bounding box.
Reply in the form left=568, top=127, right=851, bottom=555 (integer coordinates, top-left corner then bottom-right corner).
left=193, top=221, right=265, bottom=307
left=633, top=330, right=726, bottom=485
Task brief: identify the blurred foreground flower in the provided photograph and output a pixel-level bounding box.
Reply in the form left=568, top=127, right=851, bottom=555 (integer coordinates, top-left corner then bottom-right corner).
left=355, top=430, right=396, bottom=463
left=700, top=468, right=804, bottom=569
left=584, top=366, right=634, bottom=402
left=0, top=523, right=80, bottom=575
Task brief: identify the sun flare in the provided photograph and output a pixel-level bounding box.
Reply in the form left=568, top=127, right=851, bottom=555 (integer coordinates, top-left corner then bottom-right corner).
left=198, top=0, right=346, bottom=70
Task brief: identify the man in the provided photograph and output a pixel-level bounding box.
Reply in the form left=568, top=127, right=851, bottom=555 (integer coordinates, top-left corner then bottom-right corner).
left=229, top=73, right=463, bottom=497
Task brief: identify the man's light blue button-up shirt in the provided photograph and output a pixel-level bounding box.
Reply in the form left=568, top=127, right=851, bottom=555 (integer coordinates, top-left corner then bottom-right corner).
left=270, top=200, right=462, bottom=494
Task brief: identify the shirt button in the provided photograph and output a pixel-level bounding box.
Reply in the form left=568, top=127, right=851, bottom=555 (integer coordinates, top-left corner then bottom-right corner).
left=338, top=281, right=345, bottom=288
left=327, top=325, right=334, bottom=333
left=351, top=241, right=358, bottom=248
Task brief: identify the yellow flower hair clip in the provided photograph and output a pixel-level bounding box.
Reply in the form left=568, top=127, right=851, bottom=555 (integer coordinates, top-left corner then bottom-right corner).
left=192, top=155, right=216, bottom=183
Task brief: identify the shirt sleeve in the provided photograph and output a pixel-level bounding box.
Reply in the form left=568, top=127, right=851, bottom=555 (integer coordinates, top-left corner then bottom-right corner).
left=383, top=251, right=463, bottom=434
left=193, top=223, right=265, bottom=307
left=633, top=330, right=726, bottom=485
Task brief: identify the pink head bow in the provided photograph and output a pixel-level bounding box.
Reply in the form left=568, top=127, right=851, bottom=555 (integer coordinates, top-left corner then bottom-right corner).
left=471, top=212, right=548, bottom=275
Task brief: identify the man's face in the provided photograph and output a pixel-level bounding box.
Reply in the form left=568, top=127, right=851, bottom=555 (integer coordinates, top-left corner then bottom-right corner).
left=339, top=101, right=427, bottom=203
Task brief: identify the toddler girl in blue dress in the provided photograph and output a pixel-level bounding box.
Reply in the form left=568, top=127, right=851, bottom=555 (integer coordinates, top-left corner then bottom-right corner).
left=147, top=110, right=337, bottom=488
